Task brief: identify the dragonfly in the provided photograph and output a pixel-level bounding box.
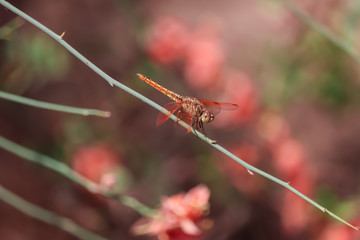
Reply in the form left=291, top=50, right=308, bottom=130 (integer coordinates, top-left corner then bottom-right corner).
left=137, top=73, right=239, bottom=136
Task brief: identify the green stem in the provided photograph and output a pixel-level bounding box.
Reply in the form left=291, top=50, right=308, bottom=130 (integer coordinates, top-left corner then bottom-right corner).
left=0, top=135, right=155, bottom=217
left=0, top=0, right=357, bottom=230
left=210, top=143, right=358, bottom=230
left=0, top=91, right=110, bottom=117
left=0, top=1, right=196, bottom=139
left=0, top=184, right=107, bottom=240
left=283, top=0, right=360, bottom=64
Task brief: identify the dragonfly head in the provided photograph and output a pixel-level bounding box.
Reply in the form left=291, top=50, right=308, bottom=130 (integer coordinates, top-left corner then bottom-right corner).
left=201, top=110, right=215, bottom=123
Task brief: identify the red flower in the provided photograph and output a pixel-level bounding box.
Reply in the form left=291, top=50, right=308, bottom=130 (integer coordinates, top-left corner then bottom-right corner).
left=72, top=143, right=120, bottom=188
left=131, top=185, right=211, bottom=240
left=184, top=27, right=225, bottom=90
left=280, top=191, right=310, bottom=234
left=214, top=71, right=259, bottom=127
left=319, top=224, right=352, bottom=240
left=218, top=144, right=260, bottom=196
left=146, top=16, right=190, bottom=65
left=273, top=138, right=306, bottom=178
left=257, top=112, right=291, bottom=146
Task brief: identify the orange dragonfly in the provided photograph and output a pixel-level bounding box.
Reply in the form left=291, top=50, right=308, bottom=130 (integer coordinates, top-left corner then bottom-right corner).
left=137, top=73, right=239, bottom=136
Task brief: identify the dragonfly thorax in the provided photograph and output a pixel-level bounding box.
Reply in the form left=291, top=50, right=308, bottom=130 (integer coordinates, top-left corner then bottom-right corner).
left=181, top=97, right=215, bottom=123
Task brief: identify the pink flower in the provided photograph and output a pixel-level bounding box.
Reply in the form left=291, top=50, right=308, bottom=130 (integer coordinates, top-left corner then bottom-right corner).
left=214, top=71, right=259, bottom=127
left=257, top=112, right=291, bottom=146
left=131, top=185, right=211, bottom=240
left=319, top=224, right=352, bottom=240
left=273, top=138, right=306, bottom=178
left=280, top=191, right=310, bottom=235
left=146, top=16, right=190, bottom=65
left=218, top=144, right=260, bottom=196
left=72, top=143, right=119, bottom=185
left=184, top=27, right=225, bottom=90
left=99, top=172, right=118, bottom=190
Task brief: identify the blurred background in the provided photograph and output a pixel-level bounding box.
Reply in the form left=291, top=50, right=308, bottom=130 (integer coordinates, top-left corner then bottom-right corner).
left=1, top=0, right=360, bottom=239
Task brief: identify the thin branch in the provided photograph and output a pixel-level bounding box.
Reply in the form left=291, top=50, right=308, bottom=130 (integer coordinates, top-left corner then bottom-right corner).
left=0, top=184, right=107, bottom=240
left=210, top=143, right=358, bottom=229
left=0, top=135, right=155, bottom=217
left=0, top=91, right=111, bottom=117
left=283, top=0, right=360, bottom=64
left=0, top=0, right=357, bottom=230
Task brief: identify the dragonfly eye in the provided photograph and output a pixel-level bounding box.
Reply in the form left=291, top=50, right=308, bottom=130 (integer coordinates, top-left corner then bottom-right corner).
left=210, top=113, right=214, bottom=121
left=201, top=111, right=214, bottom=123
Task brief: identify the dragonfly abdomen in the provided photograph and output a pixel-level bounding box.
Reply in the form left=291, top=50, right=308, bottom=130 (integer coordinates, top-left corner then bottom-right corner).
left=137, top=74, right=181, bottom=102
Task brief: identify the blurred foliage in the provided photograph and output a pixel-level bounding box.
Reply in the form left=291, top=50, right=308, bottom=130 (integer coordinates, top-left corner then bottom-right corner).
left=0, top=17, right=24, bottom=40
left=264, top=32, right=357, bottom=110
left=343, top=0, right=360, bottom=44
left=2, top=1, right=360, bottom=239
left=317, top=187, right=358, bottom=220
left=2, top=30, right=70, bottom=93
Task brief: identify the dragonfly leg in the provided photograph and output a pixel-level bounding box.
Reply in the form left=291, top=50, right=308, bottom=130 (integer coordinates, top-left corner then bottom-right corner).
left=192, top=118, right=208, bottom=138
left=191, top=119, right=199, bottom=136
left=198, top=120, right=207, bottom=137
left=198, top=120, right=216, bottom=143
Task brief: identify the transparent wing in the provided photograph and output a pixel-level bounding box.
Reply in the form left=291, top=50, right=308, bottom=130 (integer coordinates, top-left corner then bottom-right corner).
left=176, top=110, right=193, bottom=133
left=199, top=99, right=239, bottom=115
left=156, top=102, right=182, bottom=126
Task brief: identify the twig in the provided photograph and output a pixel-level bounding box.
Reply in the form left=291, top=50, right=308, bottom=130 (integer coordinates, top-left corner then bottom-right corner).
left=0, top=184, right=107, bottom=240
left=0, top=135, right=155, bottom=217
left=283, top=0, right=360, bottom=64
left=0, top=0, right=357, bottom=230
left=210, top=143, right=358, bottom=229
left=0, top=91, right=111, bottom=117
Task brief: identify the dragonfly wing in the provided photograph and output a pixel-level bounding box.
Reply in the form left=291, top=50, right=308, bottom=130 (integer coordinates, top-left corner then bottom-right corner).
left=156, top=102, right=182, bottom=126
left=199, top=99, right=221, bottom=114
left=176, top=110, right=193, bottom=133
left=199, top=99, right=239, bottom=115
left=217, top=102, right=239, bottom=110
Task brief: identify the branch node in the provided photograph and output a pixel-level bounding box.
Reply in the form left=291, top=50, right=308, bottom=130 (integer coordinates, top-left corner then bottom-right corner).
left=103, top=111, right=111, bottom=117
left=247, top=169, right=254, bottom=175
left=59, top=31, right=65, bottom=39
